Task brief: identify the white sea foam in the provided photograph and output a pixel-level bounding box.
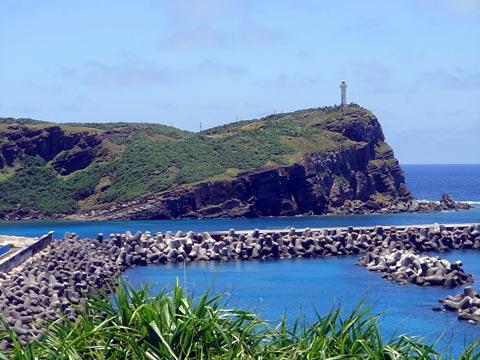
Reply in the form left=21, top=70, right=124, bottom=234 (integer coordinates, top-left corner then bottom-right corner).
left=416, top=199, right=480, bottom=205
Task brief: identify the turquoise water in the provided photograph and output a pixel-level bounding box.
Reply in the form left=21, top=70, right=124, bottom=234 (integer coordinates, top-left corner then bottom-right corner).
left=1, top=164, right=480, bottom=355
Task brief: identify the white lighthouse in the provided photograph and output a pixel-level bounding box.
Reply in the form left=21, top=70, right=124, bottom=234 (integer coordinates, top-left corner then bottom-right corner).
left=339, top=80, right=347, bottom=106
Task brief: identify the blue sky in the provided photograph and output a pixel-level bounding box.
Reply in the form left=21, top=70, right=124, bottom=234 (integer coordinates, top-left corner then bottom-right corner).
left=1, top=0, right=479, bottom=164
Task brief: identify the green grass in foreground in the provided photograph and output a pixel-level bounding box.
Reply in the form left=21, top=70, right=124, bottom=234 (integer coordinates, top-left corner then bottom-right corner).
left=1, top=282, right=479, bottom=359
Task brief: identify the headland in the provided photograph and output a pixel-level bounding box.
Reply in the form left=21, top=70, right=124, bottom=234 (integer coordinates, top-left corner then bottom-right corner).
left=0, top=105, right=471, bottom=221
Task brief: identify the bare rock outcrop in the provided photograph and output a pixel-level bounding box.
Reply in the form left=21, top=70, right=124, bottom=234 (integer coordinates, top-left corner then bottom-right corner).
left=78, top=139, right=416, bottom=220
left=0, top=125, right=103, bottom=170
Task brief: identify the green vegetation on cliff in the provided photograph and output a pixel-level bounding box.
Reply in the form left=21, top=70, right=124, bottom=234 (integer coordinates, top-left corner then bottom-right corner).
left=0, top=104, right=382, bottom=217
left=0, top=157, right=77, bottom=215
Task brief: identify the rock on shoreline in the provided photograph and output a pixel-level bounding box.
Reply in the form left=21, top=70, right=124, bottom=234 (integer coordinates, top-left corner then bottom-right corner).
left=71, top=193, right=471, bottom=222
left=0, top=190, right=471, bottom=222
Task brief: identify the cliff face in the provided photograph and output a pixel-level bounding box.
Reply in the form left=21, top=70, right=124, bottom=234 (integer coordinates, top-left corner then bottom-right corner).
left=0, top=124, right=105, bottom=175
left=82, top=144, right=411, bottom=220
left=2, top=105, right=462, bottom=221
left=78, top=107, right=413, bottom=220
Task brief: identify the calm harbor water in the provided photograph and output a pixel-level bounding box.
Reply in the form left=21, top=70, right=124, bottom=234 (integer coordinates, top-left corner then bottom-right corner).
left=123, top=251, right=480, bottom=356
left=1, top=164, right=480, bottom=355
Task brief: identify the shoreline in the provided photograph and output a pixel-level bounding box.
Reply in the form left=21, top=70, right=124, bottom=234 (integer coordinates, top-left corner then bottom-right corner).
left=0, top=203, right=477, bottom=224
left=0, top=194, right=473, bottom=222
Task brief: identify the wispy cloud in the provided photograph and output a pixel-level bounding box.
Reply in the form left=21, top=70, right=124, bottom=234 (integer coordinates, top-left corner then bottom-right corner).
left=156, top=0, right=246, bottom=23
left=82, top=60, right=172, bottom=87
left=157, top=0, right=285, bottom=50
left=396, top=118, right=480, bottom=141
left=414, top=0, right=480, bottom=14
left=58, top=55, right=246, bottom=88
left=59, top=96, right=91, bottom=113
left=262, top=73, right=323, bottom=89
left=164, top=25, right=228, bottom=49
left=194, top=60, right=246, bottom=76
left=162, top=22, right=285, bottom=50
left=416, top=68, right=480, bottom=90
left=446, top=0, right=480, bottom=12
left=155, top=102, right=232, bottom=111
left=238, top=20, right=286, bottom=45
left=350, top=62, right=400, bottom=94
left=340, top=17, right=383, bottom=33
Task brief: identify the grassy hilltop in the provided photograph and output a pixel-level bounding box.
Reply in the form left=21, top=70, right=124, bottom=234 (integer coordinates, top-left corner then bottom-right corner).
left=0, top=104, right=384, bottom=218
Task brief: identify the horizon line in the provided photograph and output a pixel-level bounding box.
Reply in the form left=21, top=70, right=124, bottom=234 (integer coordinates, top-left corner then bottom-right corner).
left=401, top=163, right=480, bottom=166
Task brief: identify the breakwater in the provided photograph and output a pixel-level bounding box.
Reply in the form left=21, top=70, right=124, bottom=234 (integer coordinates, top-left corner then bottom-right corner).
left=1, top=223, right=480, bottom=346
left=0, top=236, right=118, bottom=346
left=359, top=248, right=473, bottom=287
left=442, top=287, right=480, bottom=323
left=111, top=223, right=480, bottom=266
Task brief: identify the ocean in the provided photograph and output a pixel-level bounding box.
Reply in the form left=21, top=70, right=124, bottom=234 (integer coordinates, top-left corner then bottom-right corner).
left=1, top=164, right=480, bottom=355
left=404, top=164, right=480, bottom=203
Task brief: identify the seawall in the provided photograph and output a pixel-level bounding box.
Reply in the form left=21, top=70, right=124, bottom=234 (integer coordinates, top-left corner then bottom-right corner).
left=206, top=223, right=477, bottom=239
left=0, top=232, right=54, bottom=273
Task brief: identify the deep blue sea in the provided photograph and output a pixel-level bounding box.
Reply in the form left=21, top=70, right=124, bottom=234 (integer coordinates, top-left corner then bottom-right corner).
left=404, top=164, right=480, bottom=203
left=1, top=164, right=480, bottom=355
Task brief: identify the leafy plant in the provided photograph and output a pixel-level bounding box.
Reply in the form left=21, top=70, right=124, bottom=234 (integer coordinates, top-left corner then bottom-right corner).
left=1, top=282, right=479, bottom=359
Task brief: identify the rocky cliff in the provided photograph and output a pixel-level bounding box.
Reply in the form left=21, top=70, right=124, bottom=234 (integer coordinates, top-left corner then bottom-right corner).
left=0, top=106, right=469, bottom=221
left=75, top=107, right=416, bottom=220
left=79, top=143, right=411, bottom=220
left=0, top=122, right=105, bottom=175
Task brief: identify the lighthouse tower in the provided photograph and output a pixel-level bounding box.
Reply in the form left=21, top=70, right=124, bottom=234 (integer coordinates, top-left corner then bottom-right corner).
left=339, top=80, right=347, bottom=106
